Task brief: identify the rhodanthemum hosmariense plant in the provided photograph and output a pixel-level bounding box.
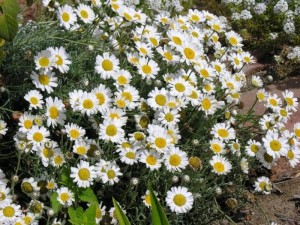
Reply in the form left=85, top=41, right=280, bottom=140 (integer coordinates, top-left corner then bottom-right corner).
left=0, top=0, right=299, bottom=224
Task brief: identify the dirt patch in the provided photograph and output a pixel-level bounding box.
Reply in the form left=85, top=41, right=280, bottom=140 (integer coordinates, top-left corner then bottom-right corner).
left=240, top=178, right=300, bottom=225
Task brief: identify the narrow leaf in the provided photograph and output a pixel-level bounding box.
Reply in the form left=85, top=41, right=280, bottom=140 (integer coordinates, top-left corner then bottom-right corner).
left=112, top=197, right=131, bottom=225
left=149, top=187, right=169, bottom=225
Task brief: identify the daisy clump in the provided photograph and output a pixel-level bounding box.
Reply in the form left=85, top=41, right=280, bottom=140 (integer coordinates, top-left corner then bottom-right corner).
left=0, top=0, right=299, bottom=224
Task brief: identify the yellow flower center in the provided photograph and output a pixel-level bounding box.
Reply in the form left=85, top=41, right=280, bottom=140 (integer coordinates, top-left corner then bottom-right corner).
left=60, top=193, right=70, bottom=202
left=145, top=194, right=151, bottom=206
left=38, top=74, right=50, bottom=85
left=62, top=12, right=70, bottom=22
left=139, top=47, right=148, bottom=55
left=76, top=147, right=87, bottom=155
left=116, top=99, right=126, bottom=108
left=172, top=36, right=182, bottom=46
left=191, top=14, right=200, bottom=22
left=0, top=191, right=6, bottom=201
left=211, top=144, right=221, bottom=153
left=146, top=155, right=157, bottom=165
left=117, top=75, right=127, bottom=85
left=269, top=99, right=278, bottom=107
left=3, top=206, right=15, bottom=217
left=24, top=120, right=33, bottom=129
left=133, top=132, right=144, bottom=141
left=280, top=109, right=287, bottom=117
left=122, top=92, right=132, bottom=102
left=204, top=84, right=212, bottom=92
left=142, top=65, right=152, bottom=75
left=124, top=12, right=132, bottom=21
left=183, top=48, right=195, bottom=60
left=39, top=57, right=50, bottom=67
left=70, top=129, right=80, bottom=139
left=55, top=55, right=63, bottom=66
left=228, top=37, right=238, bottom=46
left=175, top=83, right=185, bottom=92
left=155, top=94, right=166, bottom=106
left=287, top=150, right=294, bottom=160
left=212, top=24, right=221, bottom=31
left=80, top=10, right=89, bottom=19
left=125, top=152, right=136, bottom=159
left=106, top=124, right=117, bottom=136
left=96, top=93, right=105, bottom=105
left=102, top=59, right=113, bottom=71
left=285, top=97, right=293, bottom=106
left=264, top=152, right=273, bottom=163
left=226, top=82, right=234, bottom=90
left=154, top=137, right=167, bottom=149
left=165, top=113, right=174, bottom=122
left=189, top=91, right=198, bottom=99
left=295, top=129, right=300, bottom=138
left=54, top=155, right=63, bottom=165
left=96, top=208, right=102, bottom=219
left=33, top=132, right=44, bottom=142
left=43, top=148, right=54, bottom=158
left=163, top=52, right=173, bottom=61
left=202, top=98, right=211, bottom=110
left=149, top=37, right=158, bottom=46
left=22, top=182, right=33, bottom=193
left=110, top=113, right=120, bottom=119
left=30, top=97, right=39, bottom=105
left=270, top=140, right=281, bottom=152
left=257, top=93, right=265, bottom=100
left=214, top=162, right=225, bottom=173
left=200, top=69, right=209, bottom=78
left=49, top=106, right=59, bottom=119
left=139, top=116, right=149, bottom=128
left=107, top=170, right=116, bottom=179
left=250, top=144, right=259, bottom=153
left=83, top=99, right=94, bottom=109
left=78, top=168, right=90, bottom=180
left=173, top=194, right=186, bottom=206
left=169, top=154, right=181, bottom=166
left=259, top=181, right=266, bottom=190
left=234, top=58, right=240, bottom=65
left=217, top=129, right=229, bottom=138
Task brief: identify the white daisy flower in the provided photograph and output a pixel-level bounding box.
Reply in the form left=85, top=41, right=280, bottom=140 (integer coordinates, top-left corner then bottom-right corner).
left=103, top=107, right=127, bottom=126
left=283, top=90, right=298, bottom=112
left=56, top=187, right=74, bottom=207
left=100, top=162, right=122, bottom=185
left=76, top=92, right=99, bottom=116
left=27, top=126, right=50, bottom=147
left=64, top=123, right=86, bottom=141
left=34, top=49, right=54, bottom=72
left=137, top=57, right=160, bottom=80
left=70, top=160, right=97, bottom=188
left=256, top=89, right=268, bottom=102
left=262, top=131, right=289, bottom=158
left=139, top=150, right=162, bottom=171
left=254, top=176, right=272, bottom=194
left=99, top=119, right=125, bottom=143
left=147, top=87, right=169, bottom=110
left=211, top=123, right=236, bottom=142
left=142, top=190, right=159, bottom=208
left=0, top=120, right=8, bottom=136
left=225, top=31, right=243, bottom=47
left=95, top=53, right=120, bottom=79
left=251, top=75, right=263, bottom=88
left=286, top=147, right=300, bottom=168
left=48, top=46, right=71, bottom=73
left=135, top=42, right=153, bottom=58
left=75, top=4, right=95, bottom=23
left=0, top=203, right=22, bottom=223
left=57, top=5, right=77, bottom=29
left=21, top=177, right=40, bottom=197
left=156, top=45, right=180, bottom=64
left=165, top=186, right=194, bottom=214
left=265, top=93, right=282, bottom=110
left=18, top=112, right=35, bottom=133
left=156, top=108, right=180, bottom=127
left=164, top=147, right=188, bottom=172
left=45, top=96, right=66, bottom=127
left=24, top=90, right=44, bottom=110
left=210, top=139, right=226, bottom=154
left=72, top=139, right=90, bottom=158
left=95, top=202, right=106, bottom=224
left=0, top=185, right=12, bottom=206
left=147, top=124, right=172, bottom=153
left=118, top=148, right=139, bottom=165
left=51, top=153, right=65, bottom=167
left=31, top=70, right=58, bottom=93
left=209, top=155, right=232, bottom=175
left=245, top=139, right=262, bottom=157
left=113, top=69, right=132, bottom=87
